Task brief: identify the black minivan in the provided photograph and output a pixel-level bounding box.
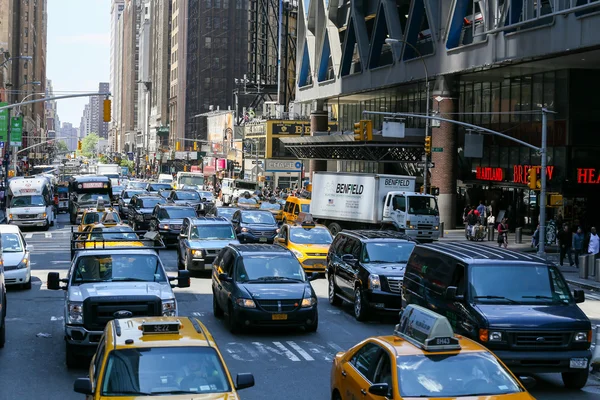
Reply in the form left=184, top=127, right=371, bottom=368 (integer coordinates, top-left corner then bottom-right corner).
left=402, top=241, right=592, bottom=389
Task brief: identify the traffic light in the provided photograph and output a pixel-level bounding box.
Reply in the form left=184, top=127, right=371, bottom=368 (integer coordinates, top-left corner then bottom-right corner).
left=424, top=136, right=432, bottom=154
left=103, top=99, right=111, bottom=123
left=193, top=141, right=197, bottom=151
left=527, top=167, right=537, bottom=190
left=175, top=141, right=181, bottom=151
left=354, top=122, right=364, bottom=141
left=77, top=140, right=82, bottom=151
left=361, top=120, right=373, bottom=141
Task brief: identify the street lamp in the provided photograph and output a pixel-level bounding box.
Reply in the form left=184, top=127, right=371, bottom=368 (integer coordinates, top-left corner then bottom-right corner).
left=385, top=38, right=430, bottom=191
left=0, top=55, right=33, bottom=70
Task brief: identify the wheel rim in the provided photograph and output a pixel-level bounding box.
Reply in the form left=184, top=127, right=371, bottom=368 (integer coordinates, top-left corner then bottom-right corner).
left=354, top=290, right=361, bottom=317
left=329, top=278, right=335, bottom=301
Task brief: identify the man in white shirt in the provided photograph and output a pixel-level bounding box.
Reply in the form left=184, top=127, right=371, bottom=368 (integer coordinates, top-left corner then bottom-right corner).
left=588, top=227, right=599, bottom=256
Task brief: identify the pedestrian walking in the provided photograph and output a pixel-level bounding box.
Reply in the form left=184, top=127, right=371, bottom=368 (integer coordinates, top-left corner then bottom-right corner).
left=532, top=224, right=540, bottom=249
left=497, top=218, right=508, bottom=248
left=476, top=201, right=486, bottom=225
left=588, top=227, right=599, bottom=256
left=572, top=227, right=585, bottom=268
left=557, top=224, right=574, bottom=266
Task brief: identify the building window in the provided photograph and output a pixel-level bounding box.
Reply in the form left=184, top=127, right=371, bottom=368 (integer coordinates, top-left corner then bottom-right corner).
left=236, top=0, right=242, bottom=9
left=206, top=16, right=212, bottom=28
left=23, top=43, right=28, bottom=52
left=206, top=0, right=212, bottom=7
left=205, top=37, right=211, bottom=48
left=204, top=78, right=211, bottom=89
left=214, top=17, right=220, bottom=29
left=223, top=0, right=228, bottom=8
left=24, top=12, right=28, bottom=22
left=24, top=28, right=28, bottom=37
left=215, top=0, right=220, bottom=8
left=222, top=18, right=228, bottom=30
left=213, top=57, right=220, bottom=69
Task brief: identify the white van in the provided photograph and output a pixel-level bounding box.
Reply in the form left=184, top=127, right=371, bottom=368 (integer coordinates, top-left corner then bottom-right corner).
left=158, top=174, right=174, bottom=185
left=7, top=177, right=56, bottom=230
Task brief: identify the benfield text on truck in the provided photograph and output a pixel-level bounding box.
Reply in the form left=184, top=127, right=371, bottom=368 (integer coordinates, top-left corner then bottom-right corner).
left=384, top=178, right=412, bottom=187
left=335, top=184, right=364, bottom=195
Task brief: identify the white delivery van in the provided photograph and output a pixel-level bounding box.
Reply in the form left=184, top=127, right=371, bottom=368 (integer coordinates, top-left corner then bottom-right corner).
left=7, top=177, right=56, bottom=230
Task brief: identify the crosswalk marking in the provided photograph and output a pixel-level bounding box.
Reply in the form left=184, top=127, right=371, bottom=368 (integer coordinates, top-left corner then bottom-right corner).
left=287, top=341, right=314, bottom=361
left=272, top=341, right=301, bottom=361
left=44, top=232, right=52, bottom=238
left=24, top=233, right=33, bottom=239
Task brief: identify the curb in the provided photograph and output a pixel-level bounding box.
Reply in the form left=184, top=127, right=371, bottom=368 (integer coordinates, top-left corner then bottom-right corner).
left=564, top=278, right=600, bottom=292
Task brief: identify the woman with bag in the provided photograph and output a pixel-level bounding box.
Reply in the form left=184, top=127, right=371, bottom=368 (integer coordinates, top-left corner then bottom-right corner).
left=497, top=218, right=509, bottom=248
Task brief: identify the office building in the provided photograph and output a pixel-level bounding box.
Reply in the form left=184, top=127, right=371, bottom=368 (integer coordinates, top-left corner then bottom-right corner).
left=169, top=0, right=187, bottom=152
left=61, top=122, right=78, bottom=151
left=109, top=0, right=125, bottom=150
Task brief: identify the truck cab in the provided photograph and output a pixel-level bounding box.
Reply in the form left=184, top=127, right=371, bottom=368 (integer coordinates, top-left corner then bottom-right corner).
left=220, top=178, right=261, bottom=206
left=174, top=172, right=205, bottom=190
left=382, top=191, right=440, bottom=242
left=7, top=176, right=56, bottom=230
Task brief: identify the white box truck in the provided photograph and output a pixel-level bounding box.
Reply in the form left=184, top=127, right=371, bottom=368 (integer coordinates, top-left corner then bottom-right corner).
left=7, top=176, right=56, bottom=230
left=311, top=172, right=440, bottom=241
left=96, top=164, right=121, bottom=180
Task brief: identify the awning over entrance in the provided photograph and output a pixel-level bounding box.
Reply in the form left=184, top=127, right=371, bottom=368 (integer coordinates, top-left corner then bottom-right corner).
left=279, top=134, right=424, bottom=163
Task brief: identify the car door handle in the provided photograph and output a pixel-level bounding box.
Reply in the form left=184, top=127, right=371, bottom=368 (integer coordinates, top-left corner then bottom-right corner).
left=360, top=389, right=367, bottom=396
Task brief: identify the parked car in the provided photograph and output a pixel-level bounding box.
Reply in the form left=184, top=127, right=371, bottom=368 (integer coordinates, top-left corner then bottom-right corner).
left=231, top=209, right=279, bottom=244
left=0, top=224, right=31, bottom=289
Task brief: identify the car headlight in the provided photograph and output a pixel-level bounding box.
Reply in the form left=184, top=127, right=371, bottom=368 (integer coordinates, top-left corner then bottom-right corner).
left=435, top=226, right=439, bottom=230
left=574, top=331, right=591, bottom=342
left=159, top=224, right=170, bottom=230
left=16, top=254, right=29, bottom=269
left=489, top=331, right=503, bottom=341
left=301, top=296, right=316, bottom=308
left=236, top=298, right=256, bottom=308
left=241, top=227, right=249, bottom=232
left=8, top=214, right=12, bottom=219
left=38, top=213, right=47, bottom=219
left=368, top=274, right=381, bottom=290
left=67, top=301, right=84, bottom=324
left=162, top=299, right=177, bottom=316
left=291, top=249, right=304, bottom=259
left=192, top=249, right=204, bottom=258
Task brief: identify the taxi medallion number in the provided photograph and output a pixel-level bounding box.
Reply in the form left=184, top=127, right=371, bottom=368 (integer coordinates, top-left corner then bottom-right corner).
left=272, top=314, right=287, bottom=320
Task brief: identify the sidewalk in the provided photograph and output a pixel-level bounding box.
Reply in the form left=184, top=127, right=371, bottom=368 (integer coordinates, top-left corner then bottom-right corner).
left=439, top=228, right=600, bottom=292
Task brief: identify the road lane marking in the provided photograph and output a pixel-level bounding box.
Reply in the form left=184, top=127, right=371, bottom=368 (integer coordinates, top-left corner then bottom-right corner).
left=287, top=341, right=314, bottom=361
left=45, top=232, right=52, bottom=238
left=327, top=341, right=345, bottom=352
left=192, top=311, right=205, bottom=317
left=50, top=316, right=64, bottom=321
left=272, top=341, right=301, bottom=361
left=24, top=233, right=33, bottom=239
left=251, top=342, right=281, bottom=362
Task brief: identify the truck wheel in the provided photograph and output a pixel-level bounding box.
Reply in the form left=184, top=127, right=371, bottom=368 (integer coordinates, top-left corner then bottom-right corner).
left=65, top=342, right=79, bottom=369
left=562, top=370, right=588, bottom=389
left=328, top=222, right=342, bottom=236
left=328, top=276, right=342, bottom=306
left=42, top=220, right=50, bottom=231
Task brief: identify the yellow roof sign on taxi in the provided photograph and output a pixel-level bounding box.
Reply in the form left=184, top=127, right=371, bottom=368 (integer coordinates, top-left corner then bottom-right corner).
left=395, top=304, right=461, bottom=352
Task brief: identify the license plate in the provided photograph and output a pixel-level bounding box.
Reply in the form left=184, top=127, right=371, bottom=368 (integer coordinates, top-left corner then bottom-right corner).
left=259, top=237, right=268, bottom=242
left=570, top=358, right=588, bottom=369
left=313, top=264, right=324, bottom=270
left=272, top=314, right=287, bottom=320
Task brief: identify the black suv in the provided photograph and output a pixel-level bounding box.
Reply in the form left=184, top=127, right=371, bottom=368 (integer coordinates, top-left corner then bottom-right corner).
left=212, top=244, right=319, bottom=333
left=231, top=209, right=279, bottom=243
left=326, top=230, right=417, bottom=321
left=127, top=194, right=166, bottom=231
left=149, top=204, right=198, bottom=245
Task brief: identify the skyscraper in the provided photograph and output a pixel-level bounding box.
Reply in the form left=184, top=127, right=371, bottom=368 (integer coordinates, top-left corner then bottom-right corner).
left=110, top=0, right=125, bottom=151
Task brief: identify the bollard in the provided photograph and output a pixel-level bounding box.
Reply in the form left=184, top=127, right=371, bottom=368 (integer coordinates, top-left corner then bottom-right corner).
left=596, top=260, right=600, bottom=283
left=579, top=255, right=589, bottom=279
left=488, top=224, right=495, bottom=241
left=515, top=227, right=522, bottom=244
left=587, top=255, right=596, bottom=279
left=439, top=222, right=444, bottom=238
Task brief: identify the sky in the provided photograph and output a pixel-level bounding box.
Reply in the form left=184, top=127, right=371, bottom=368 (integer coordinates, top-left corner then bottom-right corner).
left=47, top=0, right=110, bottom=128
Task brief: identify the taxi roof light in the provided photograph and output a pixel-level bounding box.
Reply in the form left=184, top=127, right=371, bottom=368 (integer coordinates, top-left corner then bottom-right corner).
left=96, top=197, right=106, bottom=212
left=140, top=320, right=182, bottom=335
left=394, top=305, right=461, bottom=352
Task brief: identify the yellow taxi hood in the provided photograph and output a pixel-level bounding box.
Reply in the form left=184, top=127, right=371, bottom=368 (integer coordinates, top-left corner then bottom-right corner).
left=289, top=242, right=330, bottom=250
left=402, top=394, right=534, bottom=400
left=84, top=241, right=144, bottom=248
left=101, top=393, right=239, bottom=400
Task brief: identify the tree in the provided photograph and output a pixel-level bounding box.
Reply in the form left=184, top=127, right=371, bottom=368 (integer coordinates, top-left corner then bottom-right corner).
left=79, top=133, right=99, bottom=158
left=56, top=140, right=69, bottom=153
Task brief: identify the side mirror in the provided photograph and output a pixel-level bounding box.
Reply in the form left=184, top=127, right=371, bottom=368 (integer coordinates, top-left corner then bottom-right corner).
left=276, top=237, right=286, bottom=244
left=218, top=273, right=233, bottom=282
left=368, top=383, right=390, bottom=397
left=307, top=272, right=319, bottom=281
left=47, top=272, right=61, bottom=290
left=73, top=378, right=93, bottom=395
left=518, top=376, right=536, bottom=390
left=573, top=289, right=585, bottom=303
left=445, top=286, right=464, bottom=301
left=235, top=372, right=255, bottom=390
left=177, top=270, right=191, bottom=288
left=341, top=254, right=356, bottom=263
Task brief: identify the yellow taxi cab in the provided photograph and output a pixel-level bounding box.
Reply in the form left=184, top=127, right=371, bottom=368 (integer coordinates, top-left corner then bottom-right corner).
left=78, top=200, right=122, bottom=232
left=280, top=196, right=310, bottom=224
left=73, top=317, right=255, bottom=399
left=330, top=305, right=536, bottom=400
left=276, top=215, right=333, bottom=273
left=75, top=223, right=145, bottom=250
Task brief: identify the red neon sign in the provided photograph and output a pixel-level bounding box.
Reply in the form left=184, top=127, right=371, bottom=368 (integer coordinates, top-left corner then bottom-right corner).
left=476, top=167, right=504, bottom=181
left=513, top=165, right=554, bottom=184
left=577, top=168, right=600, bottom=184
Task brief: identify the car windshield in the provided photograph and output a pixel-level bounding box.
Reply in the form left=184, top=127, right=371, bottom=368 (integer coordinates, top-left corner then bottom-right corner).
left=72, top=254, right=166, bottom=283
left=83, top=212, right=120, bottom=225
left=407, top=196, right=439, bottom=216
left=237, top=255, right=305, bottom=282
left=128, top=181, right=147, bottom=189
left=123, top=190, right=144, bottom=199
left=140, top=198, right=166, bottom=208
left=10, top=195, right=46, bottom=207
left=197, top=191, right=213, bottom=199
left=241, top=212, right=275, bottom=225
left=163, top=207, right=197, bottom=219
left=180, top=176, right=204, bottom=186
left=78, top=193, right=107, bottom=204
left=260, top=202, right=281, bottom=210
left=101, top=347, right=231, bottom=396
left=238, top=197, right=257, bottom=204
left=396, top=352, right=522, bottom=398
left=112, top=186, right=124, bottom=194
left=289, top=227, right=332, bottom=245
left=2, top=233, right=23, bottom=252
left=90, top=227, right=139, bottom=241
left=149, top=183, right=172, bottom=191
left=191, top=224, right=235, bottom=240
left=362, top=242, right=415, bottom=263
left=176, top=191, right=200, bottom=201
left=301, top=204, right=310, bottom=213
left=216, top=208, right=238, bottom=219
left=470, top=264, right=572, bottom=305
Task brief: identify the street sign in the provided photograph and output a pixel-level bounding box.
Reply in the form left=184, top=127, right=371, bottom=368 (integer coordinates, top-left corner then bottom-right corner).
left=10, top=116, right=23, bottom=146
left=417, top=162, right=435, bottom=168
left=0, top=141, right=4, bottom=148
left=432, top=147, right=443, bottom=152
left=0, top=102, right=8, bottom=142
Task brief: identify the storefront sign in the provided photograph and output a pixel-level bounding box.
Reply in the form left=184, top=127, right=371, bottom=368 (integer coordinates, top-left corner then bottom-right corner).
left=268, top=120, right=338, bottom=135
left=265, top=159, right=302, bottom=172
left=476, top=167, right=503, bottom=181
left=577, top=168, right=600, bottom=184
left=513, top=165, right=554, bottom=184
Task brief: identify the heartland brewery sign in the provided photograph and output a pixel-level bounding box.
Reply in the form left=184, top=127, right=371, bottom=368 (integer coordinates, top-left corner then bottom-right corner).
left=267, top=120, right=338, bottom=135
left=577, top=168, right=600, bottom=184
left=475, top=165, right=555, bottom=183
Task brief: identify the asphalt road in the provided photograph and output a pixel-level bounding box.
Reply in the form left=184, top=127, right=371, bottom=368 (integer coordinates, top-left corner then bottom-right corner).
left=0, top=213, right=599, bottom=400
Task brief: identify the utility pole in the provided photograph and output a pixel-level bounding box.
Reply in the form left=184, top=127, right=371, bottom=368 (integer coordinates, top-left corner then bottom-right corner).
left=538, top=109, right=549, bottom=257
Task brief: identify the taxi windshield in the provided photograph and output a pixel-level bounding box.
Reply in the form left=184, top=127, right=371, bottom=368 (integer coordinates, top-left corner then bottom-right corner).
left=72, top=254, right=166, bottom=284
left=237, top=255, right=305, bottom=283
left=90, top=227, right=139, bottom=241
left=362, top=242, right=415, bottom=263
left=469, top=264, right=573, bottom=305
left=101, top=347, right=231, bottom=396
left=83, top=212, right=120, bottom=226
left=289, top=227, right=332, bottom=245
left=397, top=352, right=522, bottom=398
